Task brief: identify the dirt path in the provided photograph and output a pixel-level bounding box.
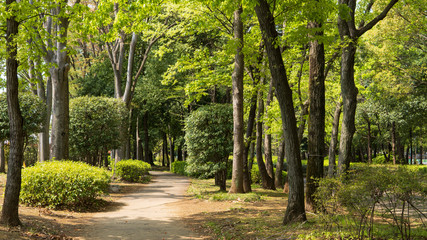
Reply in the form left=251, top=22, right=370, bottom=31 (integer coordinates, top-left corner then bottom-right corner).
left=73, top=171, right=204, bottom=240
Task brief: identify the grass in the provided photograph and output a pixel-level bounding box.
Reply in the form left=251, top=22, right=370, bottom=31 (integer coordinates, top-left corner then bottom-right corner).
left=186, top=176, right=427, bottom=240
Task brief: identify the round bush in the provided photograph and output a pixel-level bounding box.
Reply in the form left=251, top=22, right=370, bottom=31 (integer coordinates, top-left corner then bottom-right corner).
left=20, top=161, right=111, bottom=209
left=171, top=161, right=188, bottom=176
left=116, top=159, right=151, bottom=182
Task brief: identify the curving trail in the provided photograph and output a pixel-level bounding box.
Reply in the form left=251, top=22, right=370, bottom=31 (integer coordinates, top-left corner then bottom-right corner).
left=74, top=171, right=203, bottom=240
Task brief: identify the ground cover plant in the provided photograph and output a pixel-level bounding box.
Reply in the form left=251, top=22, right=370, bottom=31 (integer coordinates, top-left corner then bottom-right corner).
left=183, top=164, right=427, bottom=240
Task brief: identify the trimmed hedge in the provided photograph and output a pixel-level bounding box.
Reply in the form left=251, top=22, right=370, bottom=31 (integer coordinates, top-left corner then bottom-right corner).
left=171, top=161, right=188, bottom=176
left=116, top=159, right=151, bottom=182
left=20, top=161, right=111, bottom=209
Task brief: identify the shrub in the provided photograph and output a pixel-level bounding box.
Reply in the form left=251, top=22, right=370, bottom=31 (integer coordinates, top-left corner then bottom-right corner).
left=372, top=155, right=387, bottom=164
left=171, top=161, right=188, bottom=176
left=116, top=159, right=151, bottom=182
left=315, top=165, right=427, bottom=239
left=20, top=161, right=111, bottom=209
left=185, top=104, right=233, bottom=190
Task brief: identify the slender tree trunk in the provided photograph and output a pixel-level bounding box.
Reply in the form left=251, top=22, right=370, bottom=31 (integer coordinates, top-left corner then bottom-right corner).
left=366, top=116, right=372, bottom=164
left=409, top=128, right=413, bottom=164
left=264, top=80, right=275, bottom=181
left=0, top=142, right=5, bottom=173
left=37, top=76, right=51, bottom=162
left=143, top=112, right=152, bottom=165
left=275, top=139, right=285, bottom=188
left=169, top=135, right=174, bottom=166
left=177, top=144, right=183, bottom=162
left=256, top=85, right=275, bottom=190
left=337, top=0, right=398, bottom=173
left=328, top=100, right=342, bottom=177
left=255, top=0, right=306, bottom=224
left=229, top=5, right=245, bottom=194
left=391, top=121, right=397, bottom=165
left=243, top=91, right=257, bottom=192
left=306, top=20, right=326, bottom=209
left=50, top=6, right=70, bottom=160
left=1, top=3, right=23, bottom=225
left=136, top=117, right=143, bottom=160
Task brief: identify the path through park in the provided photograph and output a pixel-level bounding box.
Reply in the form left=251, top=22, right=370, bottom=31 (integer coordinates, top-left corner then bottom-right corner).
left=74, top=171, right=204, bottom=240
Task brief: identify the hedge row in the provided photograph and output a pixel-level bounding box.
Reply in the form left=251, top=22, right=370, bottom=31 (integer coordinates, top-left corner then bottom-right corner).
left=115, top=159, right=151, bottom=182
left=20, top=161, right=111, bottom=209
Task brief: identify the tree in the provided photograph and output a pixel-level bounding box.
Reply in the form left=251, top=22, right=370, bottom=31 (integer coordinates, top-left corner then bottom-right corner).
left=229, top=4, right=245, bottom=194
left=1, top=0, right=23, bottom=226
left=185, top=104, right=233, bottom=191
left=305, top=2, right=326, bottom=208
left=69, top=97, right=127, bottom=165
left=337, top=0, right=398, bottom=173
left=254, top=0, right=306, bottom=224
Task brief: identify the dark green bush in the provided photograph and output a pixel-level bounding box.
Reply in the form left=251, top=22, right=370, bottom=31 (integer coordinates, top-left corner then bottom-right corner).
left=171, top=161, right=188, bottom=176
left=20, top=161, right=111, bottom=209
left=116, top=159, right=151, bottom=182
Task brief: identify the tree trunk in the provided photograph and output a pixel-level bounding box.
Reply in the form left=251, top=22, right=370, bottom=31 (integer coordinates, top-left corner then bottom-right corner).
left=143, top=112, right=152, bottom=165
left=164, top=133, right=169, bottom=167
left=243, top=90, right=257, bottom=193
left=0, top=142, right=5, bottom=173
left=391, top=121, right=396, bottom=165
left=1, top=3, right=23, bottom=225
left=275, top=139, right=285, bottom=188
left=366, top=115, right=372, bottom=164
left=255, top=0, right=306, bottom=224
left=264, top=80, right=275, bottom=181
left=328, top=100, right=342, bottom=177
left=256, top=85, right=275, bottom=190
left=177, top=144, right=183, bottom=162
left=50, top=8, right=70, bottom=160
left=169, top=135, right=174, bottom=167
left=409, top=128, right=413, bottom=164
left=229, top=5, right=245, bottom=194
left=37, top=76, right=52, bottom=162
left=136, top=117, right=143, bottom=160
left=306, top=20, right=326, bottom=209
left=337, top=0, right=398, bottom=173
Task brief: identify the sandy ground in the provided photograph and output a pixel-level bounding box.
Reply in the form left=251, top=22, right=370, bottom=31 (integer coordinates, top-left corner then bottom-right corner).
left=69, top=171, right=206, bottom=240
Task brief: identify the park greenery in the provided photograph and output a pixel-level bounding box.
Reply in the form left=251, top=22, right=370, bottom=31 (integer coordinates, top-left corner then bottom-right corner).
left=0, top=0, right=425, bottom=238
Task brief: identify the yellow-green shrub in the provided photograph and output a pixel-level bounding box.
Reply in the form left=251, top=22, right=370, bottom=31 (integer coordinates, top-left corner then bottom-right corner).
left=116, top=159, right=151, bottom=182
left=171, top=161, right=188, bottom=176
left=20, top=161, right=111, bottom=209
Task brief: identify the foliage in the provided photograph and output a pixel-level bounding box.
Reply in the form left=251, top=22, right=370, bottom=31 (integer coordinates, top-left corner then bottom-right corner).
left=251, top=164, right=287, bottom=185
left=115, top=159, right=151, bottom=183
left=0, top=92, right=46, bottom=141
left=184, top=104, right=233, bottom=178
left=69, top=96, right=128, bottom=161
left=171, top=161, right=188, bottom=176
left=20, top=161, right=111, bottom=209
left=372, top=155, right=387, bottom=164
left=315, top=165, right=427, bottom=239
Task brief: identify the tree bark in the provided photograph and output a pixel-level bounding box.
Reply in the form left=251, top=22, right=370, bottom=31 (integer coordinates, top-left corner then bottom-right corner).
left=264, top=80, right=275, bottom=181
left=256, top=84, right=275, bottom=190
left=255, top=0, right=306, bottom=224
left=37, top=75, right=52, bottom=162
left=391, top=121, right=396, bottom=165
left=50, top=4, right=70, bottom=160
left=229, top=6, right=245, bottom=194
left=306, top=20, right=326, bottom=209
left=243, top=90, right=257, bottom=192
left=169, top=135, right=174, bottom=167
left=0, top=142, right=5, bottom=173
left=275, top=139, right=285, bottom=188
left=143, top=112, right=152, bottom=165
left=337, top=0, right=398, bottom=174
left=328, top=99, right=342, bottom=177
left=366, top=114, right=372, bottom=164
left=1, top=2, right=23, bottom=225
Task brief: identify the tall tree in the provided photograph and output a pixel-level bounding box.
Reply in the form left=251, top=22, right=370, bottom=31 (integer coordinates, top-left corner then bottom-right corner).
left=337, top=0, right=398, bottom=173
left=1, top=0, right=23, bottom=226
left=305, top=18, right=326, bottom=208
left=255, top=0, right=306, bottom=224
left=229, top=4, right=245, bottom=194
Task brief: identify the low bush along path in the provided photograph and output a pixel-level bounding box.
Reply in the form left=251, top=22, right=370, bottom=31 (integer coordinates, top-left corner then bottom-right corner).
left=73, top=171, right=204, bottom=240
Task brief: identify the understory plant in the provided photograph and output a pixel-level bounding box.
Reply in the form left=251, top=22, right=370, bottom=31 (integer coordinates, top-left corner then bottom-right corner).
left=314, top=165, right=427, bottom=239
left=20, top=161, right=111, bottom=209
left=115, top=159, right=151, bottom=182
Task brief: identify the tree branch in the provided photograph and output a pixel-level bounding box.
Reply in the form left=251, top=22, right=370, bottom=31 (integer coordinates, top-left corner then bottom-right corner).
left=357, top=0, right=399, bottom=37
